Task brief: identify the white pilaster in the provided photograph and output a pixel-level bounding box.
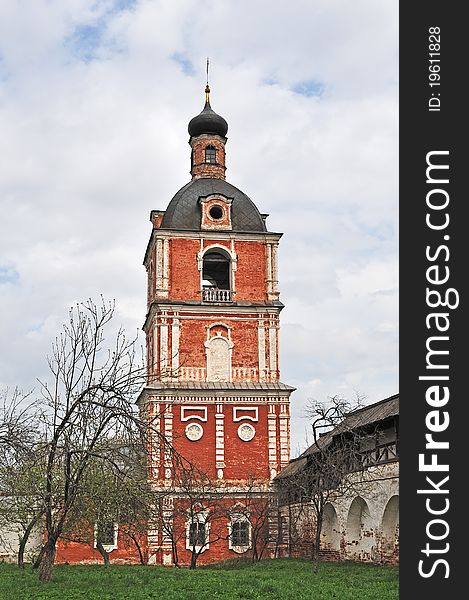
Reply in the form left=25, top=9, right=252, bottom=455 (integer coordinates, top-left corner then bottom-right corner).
left=150, top=402, right=161, bottom=478
left=163, top=404, right=173, bottom=481
left=152, top=324, right=159, bottom=378
left=155, top=238, right=163, bottom=292
left=266, top=243, right=273, bottom=296
left=215, top=404, right=225, bottom=479
left=161, top=496, right=174, bottom=565
left=278, top=403, right=290, bottom=468
left=171, top=317, right=180, bottom=376
left=160, top=320, right=168, bottom=378
left=162, top=238, right=170, bottom=297
left=258, top=321, right=266, bottom=381
left=268, top=403, right=278, bottom=479
left=271, top=243, right=279, bottom=299
left=268, top=323, right=277, bottom=376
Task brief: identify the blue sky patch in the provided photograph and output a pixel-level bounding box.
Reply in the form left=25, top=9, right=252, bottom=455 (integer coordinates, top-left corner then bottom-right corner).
left=291, top=79, right=324, bottom=97
left=0, top=265, right=20, bottom=285
left=171, top=53, right=195, bottom=76
left=112, top=0, right=137, bottom=10
left=65, top=1, right=136, bottom=62
left=67, top=23, right=104, bottom=62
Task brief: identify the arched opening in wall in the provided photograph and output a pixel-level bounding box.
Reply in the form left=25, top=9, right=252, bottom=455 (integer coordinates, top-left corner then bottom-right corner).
left=345, top=497, right=374, bottom=560
left=202, top=250, right=231, bottom=302
left=320, top=503, right=340, bottom=553
left=380, top=495, right=399, bottom=559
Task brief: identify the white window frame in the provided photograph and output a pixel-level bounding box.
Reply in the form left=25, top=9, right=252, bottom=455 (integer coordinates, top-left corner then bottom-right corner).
left=94, top=522, right=118, bottom=553
left=228, top=512, right=251, bottom=554
left=186, top=511, right=210, bottom=553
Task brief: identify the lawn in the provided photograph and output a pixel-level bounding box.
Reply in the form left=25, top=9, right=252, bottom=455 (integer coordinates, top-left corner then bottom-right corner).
left=0, top=559, right=398, bottom=600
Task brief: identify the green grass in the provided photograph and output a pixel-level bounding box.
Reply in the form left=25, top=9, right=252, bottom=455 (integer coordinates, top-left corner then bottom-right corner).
left=0, top=559, right=398, bottom=600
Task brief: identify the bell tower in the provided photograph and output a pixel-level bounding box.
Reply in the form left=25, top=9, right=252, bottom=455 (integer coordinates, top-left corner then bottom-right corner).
left=139, top=85, right=294, bottom=565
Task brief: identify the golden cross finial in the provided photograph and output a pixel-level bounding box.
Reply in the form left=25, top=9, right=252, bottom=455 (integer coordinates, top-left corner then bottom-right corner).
left=205, top=57, right=210, bottom=103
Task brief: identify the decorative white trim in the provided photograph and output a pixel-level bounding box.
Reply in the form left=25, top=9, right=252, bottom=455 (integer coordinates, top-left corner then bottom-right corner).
left=271, top=243, right=279, bottom=298
left=237, top=423, right=256, bottom=442
left=180, top=406, right=208, bottom=422
left=206, top=322, right=233, bottom=335
left=155, top=238, right=163, bottom=291
left=205, top=334, right=233, bottom=382
left=266, top=243, right=273, bottom=296
left=279, top=404, right=290, bottom=467
left=200, top=195, right=233, bottom=231
left=161, top=238, right=169, bottom=297
left=258, top=323, right=266, bottom=381
left=268, top=324, right=277, bottom=374
left=94, top=522, right=118, bottom=553
left=198, top=243, right=237, bottom=294
left=160, top=322, right=168, bottom=375
left=186, top=511, right=210, bottom=552
left=185, top=422, right=204, bottom=441
left=152, top=324, right=158, bottom=376
left=228, top=512, right=251, bottom=554
left=171, top=317, right=180, bottom=373
left=150, top=402, right=161, bottom=473
left=268, top=404, right=278, bottom=477
left=233, top=406, right=259, bottom=422
left=163, top=405, right=173, bottom=479
left=215, top=404, right=225, bottom=478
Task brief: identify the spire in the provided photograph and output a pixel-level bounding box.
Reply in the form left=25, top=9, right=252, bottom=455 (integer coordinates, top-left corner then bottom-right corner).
left=205, top=58, right=210, bottom=104
left=187, top=61, right=228, bottom=179
left=187, top=62, right=228, bottom=140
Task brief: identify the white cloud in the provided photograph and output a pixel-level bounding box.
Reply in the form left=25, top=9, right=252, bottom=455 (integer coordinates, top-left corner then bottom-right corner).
left=0, top=0, right=398, bottom=453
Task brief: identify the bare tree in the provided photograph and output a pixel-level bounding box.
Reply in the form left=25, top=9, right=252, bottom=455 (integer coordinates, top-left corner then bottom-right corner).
left=0, top=389, right=45, bottom=567
left=168, top=455, right=228, bottom=570
left=31, top=298, right=148, bottom=582
left=60, top=438, right=152, bottom=566
left=276, top=394, right=375, bottom=571
left=234, top=478, right=276, bottom=563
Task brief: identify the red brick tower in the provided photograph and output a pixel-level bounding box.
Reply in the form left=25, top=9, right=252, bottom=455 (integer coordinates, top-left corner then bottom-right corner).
left=139, top=85, right=294, bottom=565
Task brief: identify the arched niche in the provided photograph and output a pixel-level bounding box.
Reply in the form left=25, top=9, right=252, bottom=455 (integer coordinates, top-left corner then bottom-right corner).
left=205, top=326, right=233, bottom=382
left=321, top=503, right=340, bottom=552
left=380, top=495, right=399, bottom=558
left=345, top=496, right=374, bottom=559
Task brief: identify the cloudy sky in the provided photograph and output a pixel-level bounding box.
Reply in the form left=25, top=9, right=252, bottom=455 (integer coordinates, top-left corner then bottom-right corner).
left=0, top=0, right=398, bottom=454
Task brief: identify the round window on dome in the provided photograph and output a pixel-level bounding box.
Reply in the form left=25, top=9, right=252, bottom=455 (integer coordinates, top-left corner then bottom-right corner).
left=209, top=205, right=224, bottom=220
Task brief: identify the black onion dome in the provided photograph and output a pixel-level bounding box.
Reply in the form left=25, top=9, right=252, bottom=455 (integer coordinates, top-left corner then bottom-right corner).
left=188, top=100, right=228, bottom=138
left=160, top=178, right=267, bottom=232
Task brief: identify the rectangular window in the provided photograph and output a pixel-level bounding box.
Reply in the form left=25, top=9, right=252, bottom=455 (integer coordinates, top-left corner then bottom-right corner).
left=232, top=521, right=249, bottom=546
left=205, top=146, right=216, bottom=163
left=189, top=522, right=206, bottom=547
left=96, top=521, right=116, bottom=547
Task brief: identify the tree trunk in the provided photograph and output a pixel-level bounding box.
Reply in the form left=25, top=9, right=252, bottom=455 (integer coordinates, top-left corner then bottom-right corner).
left=189, top=550, right=198, bottom=569
left=17, top=514, right=40, bottom=568
left=171, top=538, right=179, bottom=568
left=96, top=541, right=110, bottom=566
left=312, top=511, right=323, bottom=573
left=129, top=533, right=146, bottom=566
left=32, top=544, right=46, bottom=570
left=251, top=534, right=258, bottom=563
left=38, top=540, right=56, bottom=582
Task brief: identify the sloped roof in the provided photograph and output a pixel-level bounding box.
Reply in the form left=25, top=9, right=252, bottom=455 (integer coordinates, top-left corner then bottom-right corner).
left=160, top=178, right=267, bottom=232
left=275, top=394, right=399, bottom=480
